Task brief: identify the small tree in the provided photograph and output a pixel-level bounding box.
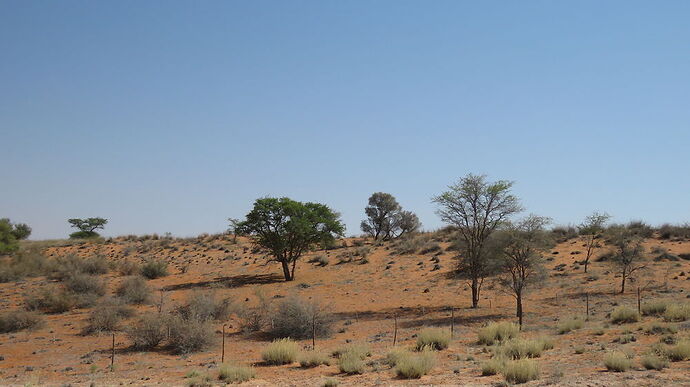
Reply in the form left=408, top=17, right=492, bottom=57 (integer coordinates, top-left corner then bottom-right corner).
left=237, top=197, right=345, bottom=281
left=0, top=219, right=32, bottom=254
left=432, top=174, right=522, bottom=308
left=493, top=215, right=553, bottom=328
left=68, top=218, right=108, bottom=239
left=227, top=218, right=241, bottom=243
left=607, top=229, right=646, bottom=294
left=360, top=192, right=420, bottom=240
left=578, top=212, right=611, bottom=273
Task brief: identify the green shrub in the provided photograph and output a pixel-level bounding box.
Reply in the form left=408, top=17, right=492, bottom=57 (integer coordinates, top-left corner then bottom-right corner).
left=416, top=328, right=450, bottom=350
left=271, top=296, right=332, bottom=339
left=141, top=260, right=168, bottom=279
left=116, top=276, right=151, bottom=304
left=338, top=351, right=365, bottom=374
left=167, top=315, right=215, bottom=354
left=496, top=337, right=554, bottom=359
left=610, top=306, right=640, bottom=324
left=557, top=317, right=584, bottom=334
left=666, top=341, right=690, bottom=361
left=0, top=310, right=44, bottom=333
left=641, top=354, right=668, bottom=370
left=481, top=357, right=505, bottom=376
left=64, top=273, right=106, bottom=296
left=502, top=359, right=539, bottom=384
left=603, top=351, right=632, bottom=372
left=177, top=291, right=232, bottom=321
left=25, top=287, right=76, bottom=313
left=395, top=349, right=436, bottom=379
left=641, top=300, right=669, bottom=316
left=478, top=321, right=519, bottom=345
left=218, top=363, right=256, bottom=383
left=127, top=314, right=168, bottom=350
left=664, top=303, right=690, bottom=322
left=298, top=351, right=331, bottom=368
left=261, top=338, right=299, bottom=365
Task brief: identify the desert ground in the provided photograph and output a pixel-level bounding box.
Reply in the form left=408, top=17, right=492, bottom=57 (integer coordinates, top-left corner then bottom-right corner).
left=1, top=231, right=689, bottom=386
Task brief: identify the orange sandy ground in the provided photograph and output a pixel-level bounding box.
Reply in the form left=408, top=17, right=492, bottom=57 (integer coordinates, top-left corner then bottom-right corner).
left=1, top=234, right=689, bottom=386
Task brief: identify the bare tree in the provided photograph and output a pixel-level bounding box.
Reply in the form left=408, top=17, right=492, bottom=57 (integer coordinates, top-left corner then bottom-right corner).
left=493, top=215, right=554, bottom=328
left=361, top=193, right=419, bottom=240
left=607, top=229, right=646, bottom=294
left=432, top=174, right=523, bottom=308
left=578, top=212, right=611, bottom=273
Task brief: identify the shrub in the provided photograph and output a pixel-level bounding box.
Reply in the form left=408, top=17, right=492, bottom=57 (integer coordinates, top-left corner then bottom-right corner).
left=270, top=296, right=332, bottom=339
left=217, top=363, right=256, bottom=383
left=116, top=276, right=151, bottom=304
left=610, top=306, right=640, bottom=324
left=141, top=260, right=168, bottom=279
left=177, top=291, right=232, bottom=321
left=642, top=354, right=668, bottom=370
left=167, top=315, right=215, bottom=354
left=0, top=310, right=44, bottom=333
left=478, top=321, right=519, bottom=345
left=332, top=343, right=371, bottom=360
left=664, top=303, right=690, bottom=322
left=64, top=273, right=106, bottom=296
left=82, top=299, right=133, bottom=335
left=416, top=328, right=450, bottom=350
left=322, top=379, right=339, bottom=387
left=118, top=259, right=141, bottom=276
left=0, top=249, right=50, bottom=282
left=127, top=314, right=168, bottom=350
left=557, top=317, right=584, bottom=334
left=496, top=337, right=553, bottom=359
left=261, top=338, right=299, bottom=365
left=394, top=348, right=436, bottom=379
left=298, top=351, right=331, bottom=368
left=481, top=357, right=505, bottom=376
left=385, top=347, right=410, bottom=367
left=666, top=341, right=690, bottom=361
left=338, top=351, right=365, bottom=374
left=502, top=359, right=540, bottom=384
left=81, top=255, right=109, bottom=274
left=603, top=351, right=632, bottom=372
left=25, top=287, right=76, bottom=313
left=641, top=300, right=669, bottom=316
left=644, top=322, right=677, bottom=335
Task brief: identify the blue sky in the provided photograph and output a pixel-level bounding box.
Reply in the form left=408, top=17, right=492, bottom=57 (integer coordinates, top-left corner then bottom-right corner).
left=2, top=1, right=689, bottom=239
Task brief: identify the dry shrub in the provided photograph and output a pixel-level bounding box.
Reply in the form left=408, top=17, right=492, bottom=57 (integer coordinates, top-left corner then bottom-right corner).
left=603, top=351, right=633, bottom=372
left=82, top=299, right=133, bottom=335
left=496, top=337, right=553, bottom=359
left=141, top=259, right=168, bottom=279
left=641, top=300, right=669, bottom=316
left=0, top=310, right=44, bottom=333
left=610, top=306, right=640, bottom=324
left=338, top=351, right=365, bottom=375
left=127, top=314, right=168, bottom=350
left=332, top=343, right=371, bottom=360
left=298, top=351, right=331, bottom=368
left=478, top=321, right=519, bottom=345
left=177, top=291, right=232, bottom=321
left=118, top=259, right=141, bottom=276
left=642, top=354, right=668, bottom=370
left=502, top=359, right=540, bottom=384
left=116, top=276, right=151, bottom=304
left=385, top=347, right=411, bottom=367
left=557, top=317, right=584, bottom=334
left=666, top=341, right=690, bottom=361
left=64, top=273, right=106, bottom=296
left=25, top=287, right=77, bottom=314
left=394, top=348, right=436, bottom=379
left=663, top=303, right=690, bottom=322
left=167, top=315, right=215, bottom=354
left=416, top=328, right=450, bottom=350
left=481, top=357, right=505, bottom=376
left=218, top=363, right=255, bottom=383
left=271, top=296, right=332, bottom=339
left=261, top=338, right=299, bottom=365
left=0, top=249, right=50, bottom=282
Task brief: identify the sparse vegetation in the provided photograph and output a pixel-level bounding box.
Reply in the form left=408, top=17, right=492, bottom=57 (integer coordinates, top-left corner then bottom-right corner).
left=478, top=321, right=520, bottom=345
left=82, top=299, right=133, bottom=335
left=394, top=348, right=436, bottom=379
left=116, top=276, right=151, bottom=304
left=270, top=296, right=332, bottom=339
left=642, top=300, right=670, bottom=316
left=25, top=287, right=77, bottom=313
left=642, top=354, right=669, bottom=370
left=127, top=314, right=168, bottom=350
left=603, top=351, right=633, bottom=372
left=416, top=328, right=450, bottom=350
left=502, top=359, right=540, bottom=384
left=663, top=303, right=690, bottom=322
left=0, top=310, right=43, bottom=333
left=298, top=351, right=331, bottom=368
left=610, top=306, right=640, bottom=324
left=558, top=317, right=584, bottom=334
left=338, top=351, right=365, bottom=374
left=481, top=357, right=505, bottom=376
left=217, top=363, right=256, bottom=383
left=167, top=315, right=215, bottom=354
left=666, top=341, right=690, bottom=361
left=177, top=291, right=232, bottom=321
left=141, top=259, right=169, bottom=279
left=262, top=338, right=300, bottom=365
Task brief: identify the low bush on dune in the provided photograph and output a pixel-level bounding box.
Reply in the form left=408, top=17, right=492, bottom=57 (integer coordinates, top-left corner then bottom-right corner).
left=64, top=273, right=106, bottom=296
left=82, top=299, right=134, bottom=335
left=0, top=249, right=50, bottom=283
left=478, top=321, right=519, bottom=345
left=394, top=348, right=436, bottom=379
left=141, top=259, right=168, bottom=279
left=217, top=363, right=256, bottom=383
left=176, top=291, right=233, bottom=322
left=502, top=359, right=540, bottom=384
left=127, top=314, right=168, bottom=350
left=416, top=328, right=450, bottom=350
left=167, top=315, right=215, bottom=354
left=25, top=287, right=77, bottom=313
left=603, top=351, right=633, bottom=372
left=118, top=259, right=141, bottom=276
left=270, top=296, right=332, bottom=339
left=610, top=306, right=640, bottom=324
left=0, top=310, right=44, bottom=333
left=116, top=276, right=151, bottom=304
left=261, top=338, right=300, bottom=365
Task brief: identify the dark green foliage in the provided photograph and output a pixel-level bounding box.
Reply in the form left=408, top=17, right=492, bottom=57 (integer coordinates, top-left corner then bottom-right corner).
left=237, top=197, right=345, bottom=281
left=360, top=193, right=420, bottom=240
left=0, top=218, right=31, bottom=254
left=68, top=217, right=107, bottom=238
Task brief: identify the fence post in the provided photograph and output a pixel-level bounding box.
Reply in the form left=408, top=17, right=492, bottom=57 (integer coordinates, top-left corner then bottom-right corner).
left=221, top=324, right=226, bottom=363
left=312, top=313, right=316, bottom=351
left=586, top=292, right=589, bottom=317
left=450, top=307, right=455, bottom=339
left=393, top=314, right=398, bottom=346
left=111, top=333, right=115, bottom=371
left=637, top=287, right=641, bottom=314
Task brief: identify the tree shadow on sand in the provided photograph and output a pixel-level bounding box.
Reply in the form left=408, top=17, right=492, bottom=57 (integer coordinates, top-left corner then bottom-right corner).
left=162, top=273, right=283, bottom=291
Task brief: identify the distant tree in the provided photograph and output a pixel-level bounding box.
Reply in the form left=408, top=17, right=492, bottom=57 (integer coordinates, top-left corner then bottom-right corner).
left=492, top=215, right=554, bottom=328
left=578, top=212, right=611, bottom=273
left=227, top=218, right=241, bottom=243
left=68, top=217, right=108, bottom=239
left=237, top=197, right=345, bottom=281
left=432, top=174, right=523, bottom=308
left=0, top=218, right=32, bottom=254
left=607, top=228, right=646, bottom=294
left=360, top=192, right=420, bottom=240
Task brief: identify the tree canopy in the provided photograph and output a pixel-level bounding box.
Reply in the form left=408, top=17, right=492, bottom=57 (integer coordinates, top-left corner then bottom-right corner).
left=68, top=217, right=108, bottom=239
left=360, top=192, right=420, bottom=240
left=0, top=218, right=32, bottom=254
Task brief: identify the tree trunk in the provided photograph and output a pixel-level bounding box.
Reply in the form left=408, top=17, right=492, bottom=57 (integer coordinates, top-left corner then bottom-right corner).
left=620, top=272, right=626, bottom=294
left=471, top=278, right=480, bottom=308
left=583, top=259, right=588, bottom=273
left=516, top=293, right=523, bottom=328
left=281, top=261, right=293, bottom=281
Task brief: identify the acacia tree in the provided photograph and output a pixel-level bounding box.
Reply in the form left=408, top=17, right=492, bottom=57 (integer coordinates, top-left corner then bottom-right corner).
left=227, top=218, right=241, bottom=243
left=493, top=215, right=554, bottom=328
left=607, top=229, right=646, bottom=294
left=237, top=197, right=345, bottom=281
left=433, top=174, right=522, bottom=308
left=578, top=212, right=611, bottom=273
left=68, top=217, right=108, bottom=239
left=0, top=218, right=32, bottom=254
left=360, top=192, right=420, bottom=240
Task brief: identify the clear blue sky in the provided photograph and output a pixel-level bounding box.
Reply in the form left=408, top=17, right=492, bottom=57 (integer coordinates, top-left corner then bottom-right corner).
left=2, top=1, right=689, bottom=240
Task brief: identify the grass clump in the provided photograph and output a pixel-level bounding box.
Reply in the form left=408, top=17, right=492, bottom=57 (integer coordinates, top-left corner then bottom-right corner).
left=141, top=259, right=168, bottom=279
left=496, top=337, right=554, bottom=359
left=332, top=343, right=371, bottom=360
left=663, top=303, right=690, bottom=322
left=270, top=295, right=332, bottom=339
left=394, top=348, right=436, bottom=379
left=116, top=276, right=151, bottom=304
left=338, top=351, right=365, bottom=374
left=641, top=354, right=669, bottom=370
left=502, top=359, right=540, bottom=384
left=481, top=357, right=505, bottom=376
left=610, top=306, right=640, bottom=324
left=385, top=347, right=411, bottom=367
left=298, top=351, right=331, bottom=368
left=127, top=314, right=168, bottom=350
left=261, top=338, right=300, bottom=365
left=666, top=341, right=690, bottom=361
left=478, top=321, right=519, bottom=345
left=644, top=322, right=677, bottom=335
left=322, top=378, right=339, bottom=387
left=557, top=317, right=584, bottom=334
left=416, top=328, right=450, bottom=350
left=218, top=363, right=256, bottom=384
left=0, top=310, right=44, bottom=333
left=641, top=300, right=669, bottom=316
left=603, top=351, right=633, bottom=372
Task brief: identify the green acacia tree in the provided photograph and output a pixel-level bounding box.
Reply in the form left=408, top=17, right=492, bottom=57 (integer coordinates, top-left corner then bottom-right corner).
left=68, top=217, right=108, bottom=239
left=0, top=218, right=32, bottom=254
left=237, top=197, right=345, bottom=281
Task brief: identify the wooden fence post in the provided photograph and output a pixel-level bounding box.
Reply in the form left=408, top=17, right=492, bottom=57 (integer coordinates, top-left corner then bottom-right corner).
left=393, top=314, right=398, bottom=346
